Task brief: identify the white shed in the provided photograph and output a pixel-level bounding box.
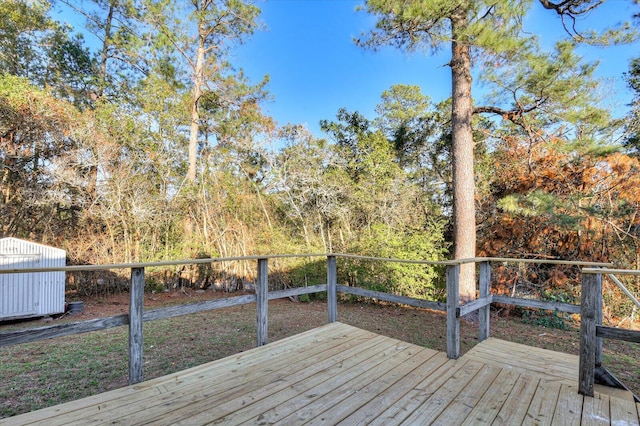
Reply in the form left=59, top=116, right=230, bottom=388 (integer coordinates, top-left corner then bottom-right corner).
left=0, top=238, right=66, bottom=320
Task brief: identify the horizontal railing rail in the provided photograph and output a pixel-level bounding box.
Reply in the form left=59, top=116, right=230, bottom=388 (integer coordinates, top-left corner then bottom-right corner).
left=491, top=295, right=582, bottom=314
left=0, top=254, right=611, bottom=275
left=336, top=285, right=446, bottom=311
left=0, top=254, right=331, bottom=274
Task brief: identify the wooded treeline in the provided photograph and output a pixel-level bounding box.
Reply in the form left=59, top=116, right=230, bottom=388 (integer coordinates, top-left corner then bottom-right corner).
left=1, top=0, right=639, bottom=312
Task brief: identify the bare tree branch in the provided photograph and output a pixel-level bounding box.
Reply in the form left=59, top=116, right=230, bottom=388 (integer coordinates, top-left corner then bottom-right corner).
left=538, top=0, right=605, bottom=40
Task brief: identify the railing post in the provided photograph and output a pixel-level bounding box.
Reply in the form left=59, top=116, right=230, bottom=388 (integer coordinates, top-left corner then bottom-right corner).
left=129, top=267, right=144, bottom=385
left=256, top=258, right=268, bottom=346
left=595, top=271, right=603, bottom=367
left=327, top=255, right=337, bottom=323
left=446, top=264, right=460, bottom=359
left=579, top=271, right=601, bottom=397
left=479, top=261, right=491, bottom=342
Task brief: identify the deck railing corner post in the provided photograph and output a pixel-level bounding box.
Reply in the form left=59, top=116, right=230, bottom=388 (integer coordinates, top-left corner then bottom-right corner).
left=446, top=264, right=460, bottom=359
left=129, top=266, right=144, bottom=385
left=327, top=255, right=337, bottom=323
left=579, top=270, right=601, bottom=397
left=256, top=258, right=269, bottom=346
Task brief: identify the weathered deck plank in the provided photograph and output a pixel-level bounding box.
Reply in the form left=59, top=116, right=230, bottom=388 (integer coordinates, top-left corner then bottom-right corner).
left=336, top=352, right=452, bottom=425
left=3, top=322, right=638, bottom=426
left=460, top=368, right=520, bottom=425
left=272, top=345, right=433, bottom=424
left=582, top=393, right=610, bottom=426
left=492, top=374, right=541, bottom=425
left=90, top=327, right=376, bottom=425
left=173, top=335, right=402, bottom=425
left=8, top=322, right=358, bottom=425
left=464, top=337, right=578, bottom=385
left=397, top=359, right=486, bottom=424
left=141, top=332, right=393, bottom=425
left=523, top=380, right=562, bottom=425
left=552, top=384, right=583, bottom=426
left=430, top=363, right=502, bottom=425
left=610, top=395, right=640, bottom=426
left=366, top=358, right=473, bottom=425
left=301, top=347, right=441, bottom=425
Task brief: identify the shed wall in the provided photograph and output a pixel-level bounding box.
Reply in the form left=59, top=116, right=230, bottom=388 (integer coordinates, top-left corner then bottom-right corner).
left=0, top=238, right=66, bottom=319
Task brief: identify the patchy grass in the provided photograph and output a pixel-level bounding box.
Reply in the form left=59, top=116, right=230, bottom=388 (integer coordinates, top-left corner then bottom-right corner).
left=1, top=293, right=638, bottom=418
left=0, top=328, right=129, bottom=417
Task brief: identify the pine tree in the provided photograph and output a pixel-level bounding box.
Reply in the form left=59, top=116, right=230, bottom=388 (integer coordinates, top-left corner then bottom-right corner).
left=359, top=0, right=636, bottom=301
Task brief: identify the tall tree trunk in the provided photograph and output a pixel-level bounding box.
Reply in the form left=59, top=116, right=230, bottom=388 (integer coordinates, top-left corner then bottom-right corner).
left=87, top=0, right=116, bottom=201
left=450, top=8, right=476, bottom=302
left=184, top=14, right=207, bottom=240
left=187, top=22, right=205, bottom=183
left=98, top=1, right=115, bottom=99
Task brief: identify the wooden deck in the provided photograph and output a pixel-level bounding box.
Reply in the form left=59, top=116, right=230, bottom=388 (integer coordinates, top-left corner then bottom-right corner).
left=3, top=322, right=639, bottom=425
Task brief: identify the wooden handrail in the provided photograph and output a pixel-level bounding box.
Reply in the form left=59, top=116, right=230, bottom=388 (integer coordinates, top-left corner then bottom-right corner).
left=479, top=257, right=611, bottom=267
left=0, top=254, right=329, bottom=274
left=491, top=295, right=581, bottom=313
left=2, top=254, right=636, bottom=392
left=0, top=254, right=612, bottom=274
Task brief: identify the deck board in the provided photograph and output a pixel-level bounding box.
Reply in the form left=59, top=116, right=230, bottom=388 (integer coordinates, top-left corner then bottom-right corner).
left=464, top=337, right=578, bottom=385
left=146, top=331, right=393, bottom=425
left=3, top=322, right=638, bottom=426
left=492, top=374, right=541, bottom=425
left=523, top=380, right=562, bottom=425
left=303, top=347, right=440, bottom=425
left=272, top=343, right=430, bottom=424
left=400, top=360, right=487, bottom=424
left=610, top=396, right=640, bottom=426
left=430, top=363, right=502, bottom=425
left=185, top=335, right=402, bottom=425
left=367, top=357, right=469, bottom=426
left=459, top=368, right=520, bottom=425
left=582, top=393, right=610, bottom=426
left=552, top=384, right=583, bottom=426
left=10, top=322, right=361, bottom=425
left=336, top=352, right=451, bottom=425
left=70, top=324, right=375, bottom=426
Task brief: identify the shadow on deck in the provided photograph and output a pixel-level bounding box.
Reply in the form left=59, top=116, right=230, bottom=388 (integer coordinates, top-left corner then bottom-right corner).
left=4, top=322, right=640, bottom=425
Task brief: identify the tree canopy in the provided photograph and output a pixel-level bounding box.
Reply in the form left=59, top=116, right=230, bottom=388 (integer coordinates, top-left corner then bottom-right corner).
left=1, top=0, right=639, bottom=307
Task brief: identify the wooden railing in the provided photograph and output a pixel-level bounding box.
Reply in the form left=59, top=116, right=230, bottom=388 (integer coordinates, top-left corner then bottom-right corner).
left=1, top=254, right=637, bottom=398
left=579, top=268, right=640, bottom=397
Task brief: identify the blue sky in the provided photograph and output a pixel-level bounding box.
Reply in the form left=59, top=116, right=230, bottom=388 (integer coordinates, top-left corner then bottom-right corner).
left=235, top=0, right=450, bottom=136
left=234, top=0, right=639, bottom=138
